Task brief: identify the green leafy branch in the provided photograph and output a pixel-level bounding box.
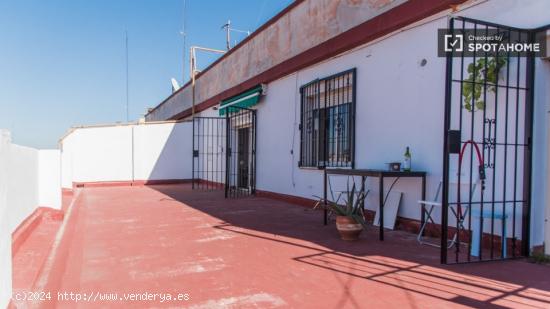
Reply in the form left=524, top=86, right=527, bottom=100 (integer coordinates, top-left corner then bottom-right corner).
left=462, top=57, right=507, bottom=112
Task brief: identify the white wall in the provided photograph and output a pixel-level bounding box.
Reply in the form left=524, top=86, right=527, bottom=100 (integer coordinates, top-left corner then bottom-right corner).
left=38, top=150, right=62, bottom=209
left=70, top=126, right=133, bottom=183
left=0, top=130, right=12, bottom=308
left=134, top=122, right=192, bottom=181
left=539, top=59, right=550, bottom=255
left=0, top=130, right=62, bottom=307
left=5, top=144, right=61, bottom=232
left=0, top=131, right=61, bottom=307
left=60, top=121, right=192, bottom=187
left=61, top=132, right=75, bottom=189
left=253, top=16, right=445, bottom=221
left=8, top=144, right=39, bottom=232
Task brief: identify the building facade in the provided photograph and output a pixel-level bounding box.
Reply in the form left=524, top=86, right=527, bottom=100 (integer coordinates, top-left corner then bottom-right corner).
left=142, top=0, right=550, bottom=258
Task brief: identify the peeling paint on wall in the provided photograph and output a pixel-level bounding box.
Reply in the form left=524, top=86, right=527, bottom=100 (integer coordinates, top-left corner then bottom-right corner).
left=146, top=0, right=406, bottom=121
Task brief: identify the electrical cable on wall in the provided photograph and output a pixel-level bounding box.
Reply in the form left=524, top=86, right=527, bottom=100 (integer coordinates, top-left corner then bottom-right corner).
left=291, top=71, right=299, bottom=188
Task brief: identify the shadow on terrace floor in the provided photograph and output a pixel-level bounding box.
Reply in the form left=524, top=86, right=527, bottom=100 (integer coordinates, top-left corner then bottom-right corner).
left=150, top=184, right=550, bottom=309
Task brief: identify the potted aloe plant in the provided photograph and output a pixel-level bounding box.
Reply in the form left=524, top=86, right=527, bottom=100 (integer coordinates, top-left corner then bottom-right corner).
left=325, top=183, right=368, bottom=241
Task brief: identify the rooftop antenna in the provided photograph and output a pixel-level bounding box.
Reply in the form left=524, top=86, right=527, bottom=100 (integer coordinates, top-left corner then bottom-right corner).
left=222, top=20, right=231, bottom=50
left=180, top=0, right=188, bottom=82
left=221, top=19, right=250, bottom=50
left=125, top=30, right=129, bottom=122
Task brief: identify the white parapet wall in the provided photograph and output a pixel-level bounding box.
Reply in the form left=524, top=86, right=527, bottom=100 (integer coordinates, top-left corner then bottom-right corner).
left=0, top=130, right=62, bottom=307
left=60, top=121, right=192, bottom=187
left=133, top=122, right=192, bottom=181
left=0, top=130, right=12, bottom=308
left=38, top=150, right=62, bottom=210
left=68, top=125, right=133, bottom=184
left=8, top=143, right=39, bottom=232
left=7, top=145, right=61, bottom=232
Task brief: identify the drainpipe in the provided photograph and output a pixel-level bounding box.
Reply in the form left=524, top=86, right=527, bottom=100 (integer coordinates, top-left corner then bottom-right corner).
left=190, top=47, right=196, bottom=118
left=546, top=102, right=550, bottom=255
left=131, top=125, right=135, bottom=183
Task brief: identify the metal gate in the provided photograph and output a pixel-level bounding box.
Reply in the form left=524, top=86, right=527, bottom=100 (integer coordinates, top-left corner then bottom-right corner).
left=192, top=116, right=226, bottom=191
left=192, top=106, right=256, bottom=198
left=225, top=106, right=256, bottom=198
left=441, top=17, right=536, bottom=264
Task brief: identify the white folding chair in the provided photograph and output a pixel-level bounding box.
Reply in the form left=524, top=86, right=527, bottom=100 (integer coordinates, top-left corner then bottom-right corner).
left=417, top=176, right=478, bottom=248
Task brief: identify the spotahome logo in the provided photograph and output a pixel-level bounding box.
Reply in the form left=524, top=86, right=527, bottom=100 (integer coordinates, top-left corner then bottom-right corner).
left=438, top=29, right=547, bottom=57
left=444, top=33, right=463, bottom=52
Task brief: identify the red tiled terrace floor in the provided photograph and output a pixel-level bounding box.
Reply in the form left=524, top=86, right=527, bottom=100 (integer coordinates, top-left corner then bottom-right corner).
left=15, top=184, right=550, bottom=308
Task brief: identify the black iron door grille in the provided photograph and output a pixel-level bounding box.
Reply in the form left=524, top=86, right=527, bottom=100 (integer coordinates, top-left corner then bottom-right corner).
left=441, top=17, right=537, bottom=264
left=237, top=127, right=250, bottom=188
left=225, top=106, right=257, bottom=198
left=192, top=116, right=227, bottom=191
left=192, top=108, right=257, bottom=198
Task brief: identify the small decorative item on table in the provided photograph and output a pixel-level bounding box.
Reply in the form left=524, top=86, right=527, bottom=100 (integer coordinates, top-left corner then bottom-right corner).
left=388, top=162, right=401, bottom=172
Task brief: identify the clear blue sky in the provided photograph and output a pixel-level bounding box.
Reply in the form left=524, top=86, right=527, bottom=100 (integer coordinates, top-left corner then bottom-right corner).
left=0, top=0, right=292, bottom=148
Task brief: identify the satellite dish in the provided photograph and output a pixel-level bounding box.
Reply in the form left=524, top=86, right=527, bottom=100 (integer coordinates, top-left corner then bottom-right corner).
left=171, top=78, right=180, bottom=92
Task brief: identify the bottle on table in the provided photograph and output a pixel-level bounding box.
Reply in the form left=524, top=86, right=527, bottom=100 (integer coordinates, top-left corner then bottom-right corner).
left=403, top=147, right=411, bottom=172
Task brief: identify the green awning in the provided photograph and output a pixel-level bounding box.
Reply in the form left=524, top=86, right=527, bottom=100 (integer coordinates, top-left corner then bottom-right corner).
left=219, top=85, right=263, bottom=115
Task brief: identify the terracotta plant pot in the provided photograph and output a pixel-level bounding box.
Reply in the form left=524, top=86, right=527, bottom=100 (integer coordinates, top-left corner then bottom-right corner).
left=335, top=216, right=363, bottom=241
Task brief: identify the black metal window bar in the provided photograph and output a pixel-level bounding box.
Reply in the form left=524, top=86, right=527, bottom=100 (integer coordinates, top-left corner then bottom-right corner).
left=225, top=106, right=257, bottom=198
left=192, top=116, right=227, bottom=190
left=441, top=17, right=545, bottom=264
left=299, top=68, right=356, bottom=168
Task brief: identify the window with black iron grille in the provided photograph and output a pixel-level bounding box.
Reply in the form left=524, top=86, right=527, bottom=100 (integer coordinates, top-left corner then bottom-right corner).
left=299, top=68, right=356, bottom=168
